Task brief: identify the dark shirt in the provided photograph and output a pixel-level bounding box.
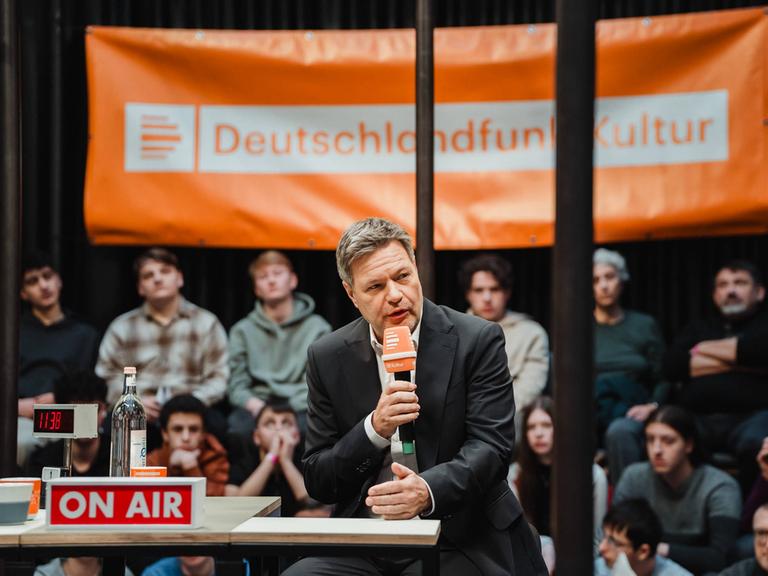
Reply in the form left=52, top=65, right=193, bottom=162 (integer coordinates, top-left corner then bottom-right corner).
left=664, top=305, right=768, bottom=413
left=19, top=311, right=100, bottom=398
left=228, top=438, right=304, bottom=518
left=26, top=438, right=110, bottom=510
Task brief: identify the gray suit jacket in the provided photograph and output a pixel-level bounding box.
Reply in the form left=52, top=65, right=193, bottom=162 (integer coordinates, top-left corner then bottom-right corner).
left=302, top=299, right=546, bottom=575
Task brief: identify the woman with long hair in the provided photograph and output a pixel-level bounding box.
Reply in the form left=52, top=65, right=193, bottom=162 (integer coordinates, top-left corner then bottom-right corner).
left=509, top=396, right=608, bottom=573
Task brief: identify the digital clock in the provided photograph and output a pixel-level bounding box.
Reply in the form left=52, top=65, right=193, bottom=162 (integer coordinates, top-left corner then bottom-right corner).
left=34, top=408, right=75, bottom=434
left=32, top=404, right=99, bottom=439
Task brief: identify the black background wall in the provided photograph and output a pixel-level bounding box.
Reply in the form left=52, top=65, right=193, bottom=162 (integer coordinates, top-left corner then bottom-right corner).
left=18, top=0, right=767, bottom=346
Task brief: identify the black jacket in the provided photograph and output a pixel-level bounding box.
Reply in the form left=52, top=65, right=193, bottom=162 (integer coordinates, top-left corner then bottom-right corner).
left=302, top=299, right=546, bottom=575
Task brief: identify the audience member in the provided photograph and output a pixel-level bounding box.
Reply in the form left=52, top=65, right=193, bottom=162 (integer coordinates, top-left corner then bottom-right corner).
left=459, top=254, right=549, bottom=435
left=713, top=504, right=768, bottom=576
left=595, top=499, right=692, bottom=576
left=147, top=395, right=229, bottom=496
left=26, top=370, right=110, bottom=478
left=592, top=248, right=668, bottom=482
left=227, top=250, right=330, bottom=436
left=96, top=248, right=229, bottom=426
left=664, top=260, right=768, bottom=488
left=508, top=396, right=608, bottom=573
left=614, top=405, right=741, bottom=573
left=35, top=558, right=133, bottom=576
left=735, top=438, right=768, bottom=560
left=18, top=251, right=100, bottom=467
left=226, top=399, right=309, bottom=517
left=141, top=556, right=215, bottom=576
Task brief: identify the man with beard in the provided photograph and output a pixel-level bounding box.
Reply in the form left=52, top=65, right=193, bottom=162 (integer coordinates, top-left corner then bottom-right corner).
left=664, top=260, right=768, bottom=486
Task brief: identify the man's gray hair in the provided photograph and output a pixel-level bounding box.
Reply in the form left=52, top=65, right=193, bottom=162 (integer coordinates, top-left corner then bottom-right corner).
left=336, top=218, right=415, bottom=286
left=593, top=248, right=630, bottom=282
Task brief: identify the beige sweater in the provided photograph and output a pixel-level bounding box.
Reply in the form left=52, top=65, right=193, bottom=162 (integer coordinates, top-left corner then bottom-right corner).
left=496, top=311, right=550, bottom=411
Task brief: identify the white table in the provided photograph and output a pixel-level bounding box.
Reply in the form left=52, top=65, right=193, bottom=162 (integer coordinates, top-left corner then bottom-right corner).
left=232, top=517, right=441, bottom=575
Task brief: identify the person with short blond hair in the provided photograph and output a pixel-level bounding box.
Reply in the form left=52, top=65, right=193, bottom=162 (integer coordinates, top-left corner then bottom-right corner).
left=227, top=250, right=330, bottom=436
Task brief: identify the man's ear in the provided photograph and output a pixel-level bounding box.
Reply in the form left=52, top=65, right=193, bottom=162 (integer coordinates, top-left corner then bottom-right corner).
left=176, top=271, right=184, bottom=290
left=636, top=543, right=652, bottom=561
left=757, top=285, right=766, bottom=303
left=161, top=428, right=170, bottom=445
left=342, top=281, right=358, bottom=309
left=289, top=272, right=298, bottom=292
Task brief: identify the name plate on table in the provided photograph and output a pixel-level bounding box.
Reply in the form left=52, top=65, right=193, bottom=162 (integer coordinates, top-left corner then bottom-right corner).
left=45, top=477, right=205, bottom=530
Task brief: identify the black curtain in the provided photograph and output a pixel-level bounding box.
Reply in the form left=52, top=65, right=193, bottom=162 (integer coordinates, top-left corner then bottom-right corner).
left=19, top=0, right=768, bottom=345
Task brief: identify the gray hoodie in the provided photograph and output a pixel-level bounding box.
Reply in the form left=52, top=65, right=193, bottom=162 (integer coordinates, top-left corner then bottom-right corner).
left=227, top=292, right=331, bottom=412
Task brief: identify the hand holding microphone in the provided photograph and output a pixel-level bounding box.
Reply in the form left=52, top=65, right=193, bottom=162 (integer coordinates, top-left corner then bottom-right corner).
left=374, top=326, right=419, bottom=455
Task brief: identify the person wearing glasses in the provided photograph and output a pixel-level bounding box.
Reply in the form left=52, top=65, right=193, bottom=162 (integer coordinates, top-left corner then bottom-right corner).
left=713, top=504, right=768, bottom=576
left=596, top=499, right=692, bottom=576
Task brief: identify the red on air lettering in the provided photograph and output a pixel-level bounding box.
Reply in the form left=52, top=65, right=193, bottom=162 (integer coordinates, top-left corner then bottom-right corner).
left=49, top=484, right=192, bottom=526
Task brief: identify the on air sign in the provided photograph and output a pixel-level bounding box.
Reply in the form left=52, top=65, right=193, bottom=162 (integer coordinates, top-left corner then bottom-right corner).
left=46, top=477, right=205, bottom=529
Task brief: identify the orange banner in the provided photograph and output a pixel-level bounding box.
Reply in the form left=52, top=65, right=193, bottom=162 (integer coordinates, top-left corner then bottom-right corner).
left=84, top=9, right=768, bottom=249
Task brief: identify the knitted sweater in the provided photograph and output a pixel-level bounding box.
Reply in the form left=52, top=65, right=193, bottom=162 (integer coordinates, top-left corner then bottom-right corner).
left=615, top=463, right=741, bottom=573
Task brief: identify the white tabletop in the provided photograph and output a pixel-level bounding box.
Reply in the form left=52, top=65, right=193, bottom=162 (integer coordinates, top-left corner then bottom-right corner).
left=0, top=511, right=47, bottom=546
left=231, top=517, right=440, bottom=546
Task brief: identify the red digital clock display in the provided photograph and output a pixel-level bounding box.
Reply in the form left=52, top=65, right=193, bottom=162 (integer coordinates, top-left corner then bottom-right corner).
left=33, top=408, right=75, bottom=434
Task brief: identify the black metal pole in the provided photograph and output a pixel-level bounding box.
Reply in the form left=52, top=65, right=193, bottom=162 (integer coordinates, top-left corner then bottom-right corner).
left=415, top=0, right=434, bottom=300
left=49, top=0, right=63, bottom=266
left=0, top=0, right=21, bottom=479
left=552, top=0, right=596, bottom=573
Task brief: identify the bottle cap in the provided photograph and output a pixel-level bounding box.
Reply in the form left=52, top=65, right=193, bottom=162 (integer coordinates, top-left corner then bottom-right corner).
left=123, top=367, right=137, bottom=375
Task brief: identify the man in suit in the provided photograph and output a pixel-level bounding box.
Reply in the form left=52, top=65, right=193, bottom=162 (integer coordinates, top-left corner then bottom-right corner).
left=284, top=218, right=546, bottom=576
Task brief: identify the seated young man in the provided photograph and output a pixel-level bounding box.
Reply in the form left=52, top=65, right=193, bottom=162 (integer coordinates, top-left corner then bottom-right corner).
left=225, top=399, right=310, bottom=517
left=18, top=251, right=100, bottom=467
left=614, top=405, right=741, bottom=574
left=147, top=395, right=229, bottom=496
left=596, top=499, right=691, bottom=576
left=26, top=370, right=110, bottom=478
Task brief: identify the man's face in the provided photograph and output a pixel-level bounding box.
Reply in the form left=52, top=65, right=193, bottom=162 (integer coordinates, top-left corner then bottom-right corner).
left=645, top=422, right=692, bottom=477
left=713, top=268, right=765, bottom=319
left=343, top=240, right=423, bottom=342
left=162, top=412, right=204, bottom=452
left=137, top=259, right=183, bottom=305
left=466, top=271, right=509, bottom=322
left=254, top=264, right=297, bottom=305
left=20, top=267, right=62, bottom=311
left=599, top=526, right=649, bottom=571
left=593, top=263, right=623, bottom=309
left=253, top=408, right=299, bottom=451
left=754, top=508, right=768, bottom=571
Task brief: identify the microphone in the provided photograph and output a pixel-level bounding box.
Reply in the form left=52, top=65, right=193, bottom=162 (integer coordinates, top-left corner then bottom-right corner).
left=382, top=326, right=417, bottom=456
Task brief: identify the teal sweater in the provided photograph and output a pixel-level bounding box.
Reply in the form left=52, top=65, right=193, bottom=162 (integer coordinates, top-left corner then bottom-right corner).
left=227, top=292, right=331, bottom=412
left=594, top=310, right=669, bottom=429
